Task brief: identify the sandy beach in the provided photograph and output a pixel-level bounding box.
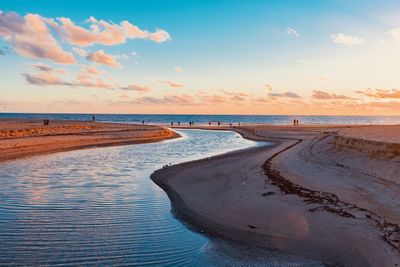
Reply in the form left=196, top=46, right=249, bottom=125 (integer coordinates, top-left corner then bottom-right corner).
left=1, top=119, right=400, bottom=266
left=152, top=124, right=400, bottom=266
left=0, top=119, right=179, bottom=162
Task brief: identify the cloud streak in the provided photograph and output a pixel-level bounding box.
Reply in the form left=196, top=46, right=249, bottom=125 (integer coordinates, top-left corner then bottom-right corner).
left=355, top=88, right=400, bottom=99
left=312, top=90, right=353, bottom=100
left=269, top=91, right=301, bottom=98
left=286, top=27, right=299, bottom=37
left=159, top=80, right=184, bottom=88
left=132, top=94, right=197, bottom=106
left=121, top=83, right=151, bottom=93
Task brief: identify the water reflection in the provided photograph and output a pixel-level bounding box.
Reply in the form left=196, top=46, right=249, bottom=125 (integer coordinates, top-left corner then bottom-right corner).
left=0, top=129, right=260, bottom=266
left=0, top=129, right=324, bottom=266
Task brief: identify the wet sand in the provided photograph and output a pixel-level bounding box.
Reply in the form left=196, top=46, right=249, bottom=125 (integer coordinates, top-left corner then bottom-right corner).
left=0, top=119, right=179, bottom=162
left=152, top=124, right=400, bottom=266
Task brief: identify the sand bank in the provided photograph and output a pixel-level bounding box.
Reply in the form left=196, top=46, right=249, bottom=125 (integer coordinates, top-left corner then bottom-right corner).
left=334, top=125, right=400, bottom=158
left=152, top=124, right=400, bottom=266
left=0, top=119, right=179, bottom=162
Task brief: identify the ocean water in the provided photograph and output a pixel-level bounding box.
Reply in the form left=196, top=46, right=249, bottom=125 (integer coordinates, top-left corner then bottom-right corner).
left=0, top=129, right=324, bottom=266
left=1, top=112, right=400, bottom=125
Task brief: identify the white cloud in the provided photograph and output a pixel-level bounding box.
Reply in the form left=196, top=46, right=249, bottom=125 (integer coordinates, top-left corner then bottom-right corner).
left=73, top=47, right=88, bottom=57
left=264, top=83, right=273, bottom=91
left=388, top=28, right=400, bottom=42
left=331, top=33, right=364, bottom=46
left=317, top=75, right=334, bottom=82
left=286, top=27, right=299, bottom=37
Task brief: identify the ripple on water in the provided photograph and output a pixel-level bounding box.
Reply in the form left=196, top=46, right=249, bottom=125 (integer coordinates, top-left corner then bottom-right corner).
left=0, top=129, right=323, bottom=266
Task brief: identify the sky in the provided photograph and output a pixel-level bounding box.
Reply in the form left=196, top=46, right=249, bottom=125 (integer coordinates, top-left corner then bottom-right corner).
left=1, top=0, right=400, bottom=115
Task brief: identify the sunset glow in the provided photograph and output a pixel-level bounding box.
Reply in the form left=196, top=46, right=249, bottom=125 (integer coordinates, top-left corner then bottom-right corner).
left=1, top=0, right=400, bottom=115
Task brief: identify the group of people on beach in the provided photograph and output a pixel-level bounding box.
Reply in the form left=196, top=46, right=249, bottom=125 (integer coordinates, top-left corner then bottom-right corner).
left=293, top=119, right=300, bottom=126
left=208, top=121, right=221, bottom=126
left=170, top=121, right=196, bottom=126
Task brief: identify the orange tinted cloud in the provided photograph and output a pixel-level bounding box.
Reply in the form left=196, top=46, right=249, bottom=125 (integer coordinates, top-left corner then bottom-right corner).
left=22, top=71, right=72, bottom=86
left=86, top=50, right=121, bottom=67
left=220, top=90, right=250, bottom=102
left=198, top=94, right=226, bottom=104
left=312, top=90, right=353, bottom=100
left=159, top=80, right=184, bottom=88
left=122, top=84, right=151, bottom=93
left=174, top=66, right=184, bottom=73
left=355, top=88, right=400, bottom=99
left=51, top=16, right=170, bottom=47
left=132, top=94, right=197, bottom=106
left=23, top=63, right=112, bottom=89
left=84, top=65, right=101, bottom=75
left=74, top=70, right=112, bottom=88
left=0, top=11, right=76, bottom=64
left=0, top=10, right=170, bottom=65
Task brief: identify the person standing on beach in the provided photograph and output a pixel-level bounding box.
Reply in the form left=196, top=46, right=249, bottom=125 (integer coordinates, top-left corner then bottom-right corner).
left=171, top=122, right=173, bottom=126
left=209, top=121, right=211, bottom=126
left=92, top=116, right=96, bottom=122
left=142, top=120, right=145, bottom=125
left=178, top=121, right=180, bottom=126
left=218, top=121, right=220, bottom=126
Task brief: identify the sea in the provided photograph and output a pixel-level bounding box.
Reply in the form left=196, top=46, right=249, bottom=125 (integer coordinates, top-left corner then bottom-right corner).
left=1, top=113, right=400, bottom=125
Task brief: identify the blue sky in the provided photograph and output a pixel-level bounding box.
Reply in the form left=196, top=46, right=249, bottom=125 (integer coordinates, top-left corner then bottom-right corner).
left=1, top=0, right=400, bottom=114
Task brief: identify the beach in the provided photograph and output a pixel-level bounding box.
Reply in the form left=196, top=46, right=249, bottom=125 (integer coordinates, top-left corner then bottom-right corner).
left=1, top=119, right=400, bottom=266
left=0, top=119, right=178, bottom=162
left=152, top=124, right=400, bottom=266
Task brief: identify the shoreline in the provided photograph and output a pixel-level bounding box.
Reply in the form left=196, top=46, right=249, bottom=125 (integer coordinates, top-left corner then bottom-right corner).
left=152, top=125, right=400, bottom=266
left=1, top=119, right=399, bottom=265
left=0, top=119, right=179, bottom=162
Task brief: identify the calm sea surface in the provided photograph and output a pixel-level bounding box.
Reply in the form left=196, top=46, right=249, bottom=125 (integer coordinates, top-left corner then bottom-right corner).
left=1, top=112, right=400, bottom=125
left=0, top=129, right=323, bottom=266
